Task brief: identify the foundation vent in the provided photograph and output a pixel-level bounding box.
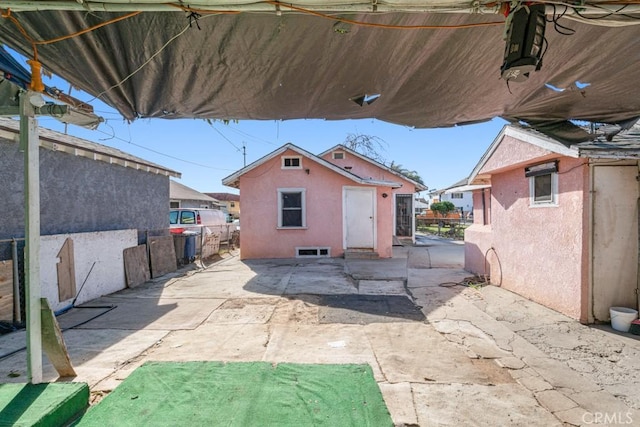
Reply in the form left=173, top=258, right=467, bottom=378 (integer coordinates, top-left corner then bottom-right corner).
left=296, top=247, right=330, bottom=258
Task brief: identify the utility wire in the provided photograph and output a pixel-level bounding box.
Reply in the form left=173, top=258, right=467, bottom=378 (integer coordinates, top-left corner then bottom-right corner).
left=92, top=125, right=235, bottom=171
left=209, top=123, right=242, bottom=152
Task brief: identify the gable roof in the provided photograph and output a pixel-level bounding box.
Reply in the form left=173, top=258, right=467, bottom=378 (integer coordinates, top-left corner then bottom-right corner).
left=468, top=124, right=579, bottom=185
left=0, top=117, right=180, bottom=178
left=170, top=180, right=220, bottom=204
left=319, top=144, right=428, bottom=191
left=205, top=192, right=239, bottom=202
left=222, top=143, right=403, bottom=189
left=468, top=123, right=640, bottom=186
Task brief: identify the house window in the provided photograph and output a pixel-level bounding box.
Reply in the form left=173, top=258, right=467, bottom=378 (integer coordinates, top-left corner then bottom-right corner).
left=282, top=156, right=302, bottom=169
left=529, top=173, right=558, bottom=205
left=230, top=202, right=235, bottom=208
left=332, top=151, right=345, bottom=160
left=451, top=193, right=463, bottom=199
left=278, top=188, right=306, bottom=228
left=170, top=201, right=180, bottom=208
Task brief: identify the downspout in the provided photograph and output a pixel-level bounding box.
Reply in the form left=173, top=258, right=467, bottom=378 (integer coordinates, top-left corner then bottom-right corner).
left=481, top=190, right=486, bottom=225
left=11, top=238, right=21, bottom=324
left=637, top=161, right=640, bottom=312
left=588, top=161, right=595, bottom=324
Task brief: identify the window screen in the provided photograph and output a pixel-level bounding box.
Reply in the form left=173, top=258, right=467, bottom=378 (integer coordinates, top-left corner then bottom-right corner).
left=281, top=192, right=302, bottom=227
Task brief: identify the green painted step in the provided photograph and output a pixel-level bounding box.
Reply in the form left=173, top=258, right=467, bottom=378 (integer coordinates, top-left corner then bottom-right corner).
left=0, top=382, right=89, bottom=427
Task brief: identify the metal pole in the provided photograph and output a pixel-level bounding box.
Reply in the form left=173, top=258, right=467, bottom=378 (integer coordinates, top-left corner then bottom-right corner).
left=20, top=90, right=42, bottom=384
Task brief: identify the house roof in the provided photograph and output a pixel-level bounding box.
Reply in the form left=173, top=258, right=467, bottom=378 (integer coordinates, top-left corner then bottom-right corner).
left=319, top=144, right=428, bottom=191
left=205, top=193, right=239, bottom=202
left=0, top=117, right=180, bottom=178
left=170, top=180, right=220, bottom=204
left=468, top=123, right=640, bottom=185
left=1, top=6, right=640, bottom=130
left=429, top=177, right=469, bottom=195
left=221, top=143, right=403, bottom=189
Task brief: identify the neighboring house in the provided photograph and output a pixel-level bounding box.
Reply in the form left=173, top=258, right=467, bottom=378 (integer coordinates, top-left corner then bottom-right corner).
left=429, top=178, right=474, bottom=216
left=170, top=180, right=222, bottom=209
left=464, top=123, right=640, bottom=323
left=0, top=117, right=180, bottom=314
left=222, top=143, right=426, bottom=260
left=206, top=192, right=240, bottom=219
left=415, top=197, right=429, bottom=214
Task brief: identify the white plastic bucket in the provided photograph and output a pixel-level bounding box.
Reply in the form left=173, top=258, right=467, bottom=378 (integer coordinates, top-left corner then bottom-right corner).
left=610, top=307, right=638, bottom=332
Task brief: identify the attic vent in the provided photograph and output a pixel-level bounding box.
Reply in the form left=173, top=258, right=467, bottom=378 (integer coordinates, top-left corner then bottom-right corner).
left=282, top=156, right=302, bottom=169
left=333, top=151, right=345, bottom=160
left=296, top=247, right=330, bottom=258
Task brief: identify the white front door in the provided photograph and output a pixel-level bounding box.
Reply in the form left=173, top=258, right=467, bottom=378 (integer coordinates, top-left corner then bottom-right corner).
left=344, top=187, right=376, bottom=249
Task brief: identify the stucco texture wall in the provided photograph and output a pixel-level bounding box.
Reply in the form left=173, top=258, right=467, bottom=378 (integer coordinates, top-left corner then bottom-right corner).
left=476, top=157, right=589, bottom=320
left=480, top=135, right=558, bottom=175
left=0, top=139, right=169, bottom=259
left=239, top=149, right=394, bottom=259
left=321, top=150, right=418, bottom=195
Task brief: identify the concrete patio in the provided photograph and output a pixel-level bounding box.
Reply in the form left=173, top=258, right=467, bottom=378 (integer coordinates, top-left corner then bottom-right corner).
left=1, top=234, right=639, bottom=426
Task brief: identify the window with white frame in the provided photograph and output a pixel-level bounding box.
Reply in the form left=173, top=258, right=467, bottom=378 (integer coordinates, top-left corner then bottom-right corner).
left=282, top=156, right=302, bottom=169
left=450, top=192, right=463, bottom=199
left=278, top=188, right=306, bottom=227
left=526, top=161, right=558, bottom=206
left=332, top=151, right=345, bottom=160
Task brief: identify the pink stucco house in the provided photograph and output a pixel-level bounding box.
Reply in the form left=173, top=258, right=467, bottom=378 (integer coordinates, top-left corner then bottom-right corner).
left=222, top=143, right=426, bottom=260
left=464, top=124, right=640, bottom=323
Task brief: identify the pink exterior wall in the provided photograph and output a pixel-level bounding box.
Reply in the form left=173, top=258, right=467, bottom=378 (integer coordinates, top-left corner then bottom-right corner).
left=464, top=190, right=492, bottom=275
left=320, top=150, right=418, bottom=195
left=465, top=138, right=590, bottom=320
left=238, top=149, right=395, bottom=259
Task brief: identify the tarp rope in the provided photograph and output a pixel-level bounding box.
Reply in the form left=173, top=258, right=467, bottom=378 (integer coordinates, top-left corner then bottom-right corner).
left=1, top=8, right=141, bottom=93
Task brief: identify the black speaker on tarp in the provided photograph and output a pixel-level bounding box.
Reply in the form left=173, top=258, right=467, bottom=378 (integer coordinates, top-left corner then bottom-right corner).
left=501, top=4, right=546, bottom=82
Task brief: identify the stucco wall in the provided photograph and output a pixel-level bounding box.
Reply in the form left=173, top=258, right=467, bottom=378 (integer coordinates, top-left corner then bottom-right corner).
left=320, top=150, right=418, bottom=194
left=467, top=156, right=589, bottom=320
left=0, top=139, right=169, bottom=259
left=239, top=149, right=394, bottom=259
left=479, top=135, right=557, bottom=175
left=40, top=229, right=137, bottom=311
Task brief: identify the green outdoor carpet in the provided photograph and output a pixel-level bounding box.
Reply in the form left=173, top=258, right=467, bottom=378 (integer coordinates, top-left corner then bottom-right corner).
left=75, top=361, right=393, bottom=426
left=0, top=382, right=89, bottom=427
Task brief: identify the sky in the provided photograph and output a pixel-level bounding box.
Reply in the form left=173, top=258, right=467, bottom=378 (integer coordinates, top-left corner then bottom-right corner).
left=12, top=49, right=507, bottom=196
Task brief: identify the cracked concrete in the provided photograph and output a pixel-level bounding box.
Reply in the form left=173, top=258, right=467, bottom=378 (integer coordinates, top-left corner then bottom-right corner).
left=2, top=235, right=640, bottom=425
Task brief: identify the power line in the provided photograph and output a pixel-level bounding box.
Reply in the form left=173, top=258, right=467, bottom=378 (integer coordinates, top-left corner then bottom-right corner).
left=92, top=125, right=235, bottom=171
left=210, top=123, right=242, bottom=152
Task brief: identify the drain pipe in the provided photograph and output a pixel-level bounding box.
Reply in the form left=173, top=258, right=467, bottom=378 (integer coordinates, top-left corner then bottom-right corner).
left=637, top=162, right=640, bottom=313
left=11, top=239, right=21, bottom=324
left=588, top=161, right=595, bottom=324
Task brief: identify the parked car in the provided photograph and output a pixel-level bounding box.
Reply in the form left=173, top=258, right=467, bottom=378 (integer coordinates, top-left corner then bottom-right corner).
left=170, top=208, right=232, bottom=241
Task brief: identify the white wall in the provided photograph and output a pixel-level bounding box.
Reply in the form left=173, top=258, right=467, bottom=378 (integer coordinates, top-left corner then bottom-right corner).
left=40, top=229, right=138, bottom=311
left=440, top=191, right=473, bottom=213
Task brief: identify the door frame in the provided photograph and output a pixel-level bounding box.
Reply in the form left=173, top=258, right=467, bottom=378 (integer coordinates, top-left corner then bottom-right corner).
left=342, top=186, right=377, bottom=250
left=393, top=193, right=415, bottom=242
left=589, top=163, right=640, bottom=323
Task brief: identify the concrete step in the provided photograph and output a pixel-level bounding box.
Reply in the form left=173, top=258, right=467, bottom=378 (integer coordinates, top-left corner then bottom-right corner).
left=344, top=250, right=379, bottom=260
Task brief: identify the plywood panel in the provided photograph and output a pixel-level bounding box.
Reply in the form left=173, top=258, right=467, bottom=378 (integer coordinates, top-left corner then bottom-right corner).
left=41, top=298, right=76, bottom=377
left=149, top=236, right=177, bottom=278
left=202, top=233, right=221, bottom=259
left=57, top=238, right=76, bottom=301
left=0, top=260, right=13, bottom=321
left=124, top=245, right=151, bottom=288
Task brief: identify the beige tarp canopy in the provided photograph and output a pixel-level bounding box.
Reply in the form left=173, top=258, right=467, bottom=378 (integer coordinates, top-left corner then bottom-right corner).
left=1, top=2, right=640, bottom=129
